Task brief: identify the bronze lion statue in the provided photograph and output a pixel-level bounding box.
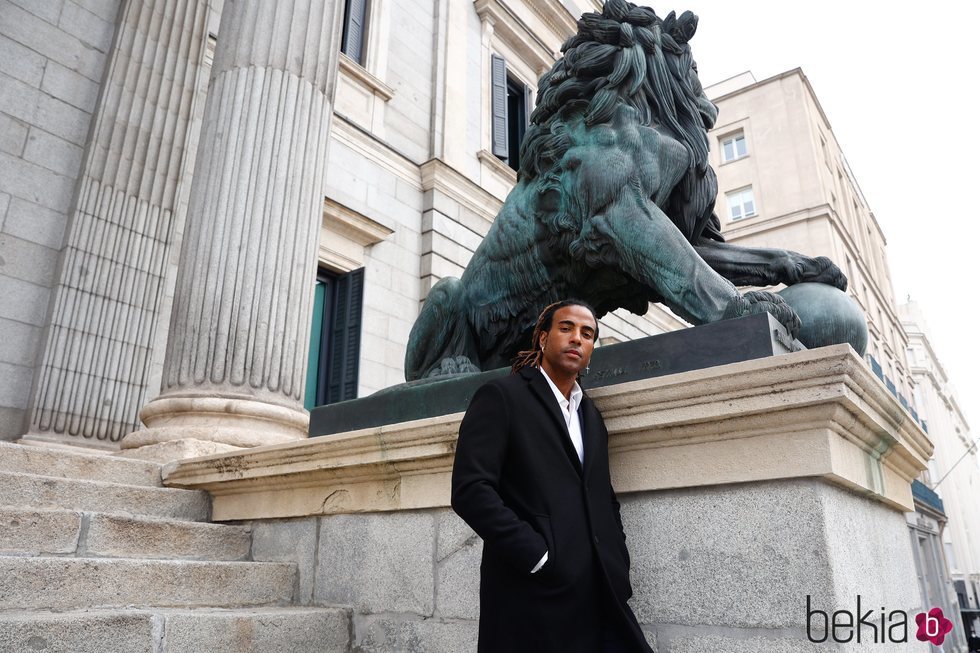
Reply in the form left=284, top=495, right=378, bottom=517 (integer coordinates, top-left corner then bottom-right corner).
left=405, top=0, right=846, bottom=381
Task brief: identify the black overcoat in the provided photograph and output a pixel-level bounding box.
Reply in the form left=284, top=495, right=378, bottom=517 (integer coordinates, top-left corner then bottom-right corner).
left=451, top=366, right=652, bottom=652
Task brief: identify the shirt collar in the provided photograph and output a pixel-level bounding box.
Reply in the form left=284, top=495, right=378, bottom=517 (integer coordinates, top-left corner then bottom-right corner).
left=539, top=366, right=582, bottom=413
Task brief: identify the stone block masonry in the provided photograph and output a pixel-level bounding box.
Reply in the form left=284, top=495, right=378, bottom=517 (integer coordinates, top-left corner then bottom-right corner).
left=0, top=0, right=118, bottom=441
left=170, top=347, right=935, bottom=652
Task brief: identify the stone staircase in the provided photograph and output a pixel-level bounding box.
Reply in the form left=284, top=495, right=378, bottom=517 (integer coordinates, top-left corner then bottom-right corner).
left=0, top=441, right=351, bottom=652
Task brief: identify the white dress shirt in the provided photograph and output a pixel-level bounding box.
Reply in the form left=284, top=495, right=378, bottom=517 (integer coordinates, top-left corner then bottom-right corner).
left=531, top=366, right=585, bottom=573
left=539, top=367, right=584, bottom=464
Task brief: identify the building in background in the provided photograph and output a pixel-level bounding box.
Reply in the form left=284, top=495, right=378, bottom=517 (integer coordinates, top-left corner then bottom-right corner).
left=706, top=69, right=975, bottom=651
left=707, top=69, right=913, bottom=409
left=902, top=300, right=980, bottom=649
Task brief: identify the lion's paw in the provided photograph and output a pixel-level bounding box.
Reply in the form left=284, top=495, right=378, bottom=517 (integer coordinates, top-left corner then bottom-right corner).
left=795, top=255, right=847, bottom=291
left=724, top=291, right=801, bottom=339
left=423, top=356, right=481, bottom=378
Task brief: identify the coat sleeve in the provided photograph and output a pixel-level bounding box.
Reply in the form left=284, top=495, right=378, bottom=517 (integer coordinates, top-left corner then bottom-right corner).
left=451, top=382, right=547, bottom=573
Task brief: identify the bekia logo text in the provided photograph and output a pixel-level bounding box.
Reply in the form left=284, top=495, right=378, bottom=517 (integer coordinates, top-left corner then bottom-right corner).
left=806, top=595, right=953, bottom=645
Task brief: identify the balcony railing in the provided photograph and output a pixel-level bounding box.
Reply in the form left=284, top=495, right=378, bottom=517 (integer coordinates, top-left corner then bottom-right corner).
left=866, top=354, right=927, bottom=431
left=911, top=479, right=945, bottom=516
left=868, top=354, right=884, bottom=380
left=885, top=376, right=897, bottom=397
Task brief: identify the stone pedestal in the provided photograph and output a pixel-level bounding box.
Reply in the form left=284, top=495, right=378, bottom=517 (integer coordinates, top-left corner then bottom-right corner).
left=164, top=346, right=935, bottom=651
left=121, top=0, right=347, bottom=460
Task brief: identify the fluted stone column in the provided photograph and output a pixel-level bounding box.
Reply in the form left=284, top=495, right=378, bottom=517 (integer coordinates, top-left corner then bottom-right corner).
left=24, top=0, right=215, bottom=449
left=121, top=0, right=346, bottom=456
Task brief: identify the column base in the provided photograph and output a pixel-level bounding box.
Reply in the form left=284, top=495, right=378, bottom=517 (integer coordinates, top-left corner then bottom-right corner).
left=114, top=438, right=245, bottom=464
left=17, top=434, right=118, bottom=454
left=122, top=394, right=309, bottom=458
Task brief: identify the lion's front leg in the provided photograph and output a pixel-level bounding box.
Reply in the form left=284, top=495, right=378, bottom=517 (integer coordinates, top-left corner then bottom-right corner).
left=570, top=185, right=800, bottom=336
left=695, top=238, right=848, bottom=291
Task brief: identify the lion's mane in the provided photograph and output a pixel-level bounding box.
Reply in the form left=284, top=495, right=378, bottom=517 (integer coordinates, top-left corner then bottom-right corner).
left=520, top=0, right=722, bottom=243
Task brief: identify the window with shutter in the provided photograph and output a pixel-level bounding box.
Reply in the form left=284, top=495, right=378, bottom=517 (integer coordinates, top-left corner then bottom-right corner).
left=341, top=0, right=368, bottom=65
left=304, top=267, right=364, bottom=409
left=491, top=55, right=532, bottom=172
left=505, top=77, right=529, bottom=172
left=491, top=54, right=509, bottom=160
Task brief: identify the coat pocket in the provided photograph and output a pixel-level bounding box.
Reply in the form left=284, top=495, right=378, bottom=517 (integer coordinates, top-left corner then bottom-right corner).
left=531, top=514, right=556, bottom=578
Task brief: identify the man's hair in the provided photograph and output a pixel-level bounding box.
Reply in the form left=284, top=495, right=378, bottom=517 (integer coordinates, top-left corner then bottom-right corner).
left=511, top=299, right=599, bottom=373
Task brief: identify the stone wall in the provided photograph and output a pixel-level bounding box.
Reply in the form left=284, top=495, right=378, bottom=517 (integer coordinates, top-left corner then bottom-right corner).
left=245, top=478, right=929, bottom=652
left=165, top=347, right=935, bottom=651
left=0, top=0, right=120, bottom=439
left=248, top=510, right=478, bottom=653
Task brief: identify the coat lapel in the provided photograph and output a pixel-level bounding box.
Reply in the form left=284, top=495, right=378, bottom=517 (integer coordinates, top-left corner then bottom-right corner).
left=521, top=366, right=583, bottom=476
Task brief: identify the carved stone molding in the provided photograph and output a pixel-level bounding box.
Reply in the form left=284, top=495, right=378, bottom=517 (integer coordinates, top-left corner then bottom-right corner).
left=338, top=54, right=394, bottom=101
left=420, top=159, right=501, bottom=228
left=165, top=345, right=932, bottom=520
left=474, top=0, right=560, bottom=73
left=319, top=197, right=394, bottom=272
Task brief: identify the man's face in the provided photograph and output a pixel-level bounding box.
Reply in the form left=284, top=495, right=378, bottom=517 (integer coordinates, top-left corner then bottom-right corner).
left=539, top=304, right=597, bottom=378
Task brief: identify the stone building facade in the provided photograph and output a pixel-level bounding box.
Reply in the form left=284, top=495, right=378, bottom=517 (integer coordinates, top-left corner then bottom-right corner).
left=706, top=69, right=913, bottom=407
left=706, top=69, right=977, bottom=651
left=901, top=300, right=980, bottom=648
left=1, top=0, right=692, bottom=454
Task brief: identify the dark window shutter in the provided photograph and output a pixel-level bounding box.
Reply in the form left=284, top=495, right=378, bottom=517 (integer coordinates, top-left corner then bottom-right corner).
left=524, top=84, right=532, bottom=127
left=326, top=268, right=363, bottom=403
left=491, top=54, right=509, bottom=159
left=342, top=0, right=368, bottom=64
left=304, top=280, right=327, bottom=410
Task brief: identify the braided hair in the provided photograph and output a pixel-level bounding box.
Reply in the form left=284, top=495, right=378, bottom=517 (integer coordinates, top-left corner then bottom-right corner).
left=511, top=299, right=600, bottom=373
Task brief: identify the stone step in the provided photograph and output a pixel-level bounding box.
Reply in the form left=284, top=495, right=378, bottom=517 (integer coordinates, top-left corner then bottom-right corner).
left=0, top=607, right=351, bottom=653
left=0, top=557, right=297, bottom=610
left=0, top=470, right=209, bottom=521
left=0, top=507, right=250, bottom=560
left=0, top=441, right=161, bottom=486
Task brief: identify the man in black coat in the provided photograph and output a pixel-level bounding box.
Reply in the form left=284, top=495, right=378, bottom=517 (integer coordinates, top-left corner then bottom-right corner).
left=451, top=299, right=652, bottom=652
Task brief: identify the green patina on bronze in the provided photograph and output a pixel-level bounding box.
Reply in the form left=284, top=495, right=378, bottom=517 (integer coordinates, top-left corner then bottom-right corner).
left=406, top=0, right=855, bottom=381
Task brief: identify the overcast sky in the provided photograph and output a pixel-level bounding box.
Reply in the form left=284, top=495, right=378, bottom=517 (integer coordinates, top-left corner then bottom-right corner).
left=652, top=0, right=979, bottom=426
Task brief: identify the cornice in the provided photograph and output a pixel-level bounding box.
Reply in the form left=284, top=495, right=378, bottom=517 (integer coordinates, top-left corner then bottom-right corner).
left=526, top=0, right=577, bottom=40
left=322, top=197, right=394, bottom=246
left=338, top=53, right=394, bottom=101
left=420, top=158, right=500, bottom=227
left=477, top=148, right=517, bottom=184
left=165, top=346, right=932, bottom=519
left=474, top=0, right=559, bottom=72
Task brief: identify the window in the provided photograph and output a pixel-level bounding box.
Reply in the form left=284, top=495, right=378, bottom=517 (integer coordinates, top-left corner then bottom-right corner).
left=491, top=54, right=530, bottom=172
left=819, top=132, right=830, bottom=168
left=945, top=542, right=957, bottom=572
left=305, top=267, right=364, bottom=409
left=720, top=132, right=747, bottom=162
left=341, top=0, right=368, bottom=65
left=726, top=187, right=756, bottom=221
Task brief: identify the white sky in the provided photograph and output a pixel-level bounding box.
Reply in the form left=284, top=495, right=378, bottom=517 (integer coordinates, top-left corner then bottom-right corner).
left=651, top=0, right=979, bottom=426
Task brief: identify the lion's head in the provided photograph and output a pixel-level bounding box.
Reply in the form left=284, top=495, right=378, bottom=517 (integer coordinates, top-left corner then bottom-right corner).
left=520, top=0, right=719, bottom=242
